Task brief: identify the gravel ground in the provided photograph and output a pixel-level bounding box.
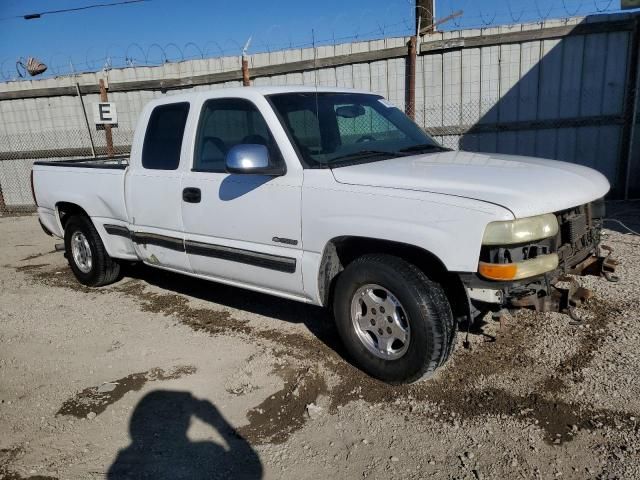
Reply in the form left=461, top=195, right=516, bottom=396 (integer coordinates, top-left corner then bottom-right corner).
left=1, top=207, right=639, bottom=479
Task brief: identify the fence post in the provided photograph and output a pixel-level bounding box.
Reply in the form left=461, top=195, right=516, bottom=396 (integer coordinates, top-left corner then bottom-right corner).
left=99, top=79, right=115, bottom=157
left=242, top=56, right=251, bottom=86
left=242, top=37, right=252, bottom=87
left=406, top=36, right=417, bottom=120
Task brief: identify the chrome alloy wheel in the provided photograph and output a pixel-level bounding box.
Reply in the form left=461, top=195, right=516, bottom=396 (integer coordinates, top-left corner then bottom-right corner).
left=350, top=284, right=411, bottom=360
left=71, top=231, right=93, bottom=274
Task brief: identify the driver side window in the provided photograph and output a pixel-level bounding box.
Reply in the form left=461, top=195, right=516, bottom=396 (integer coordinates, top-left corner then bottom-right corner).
left=193, top=98, right=281, bottom=172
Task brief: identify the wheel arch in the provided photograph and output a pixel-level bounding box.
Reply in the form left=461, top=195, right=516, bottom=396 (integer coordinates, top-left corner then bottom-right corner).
left=55, top=201, right=119, bottom=259
left=317, top=235, right=471, bottom=329
left=56, top=201, right=90, bottom=231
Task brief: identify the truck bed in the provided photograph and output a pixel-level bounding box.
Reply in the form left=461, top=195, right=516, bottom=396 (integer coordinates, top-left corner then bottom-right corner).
left=32, top=156, right=131, bottom=242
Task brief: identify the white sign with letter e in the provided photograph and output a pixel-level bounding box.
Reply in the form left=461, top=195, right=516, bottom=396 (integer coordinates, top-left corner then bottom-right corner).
left=93, top=102, right=117, bottom=125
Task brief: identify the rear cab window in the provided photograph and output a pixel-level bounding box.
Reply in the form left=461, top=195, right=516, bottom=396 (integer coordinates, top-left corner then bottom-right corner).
left=142, top=102, right=190, bottom=170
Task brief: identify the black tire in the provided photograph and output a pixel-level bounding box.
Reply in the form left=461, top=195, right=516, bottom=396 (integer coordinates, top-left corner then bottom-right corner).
left=333, top=254, right=455, bottom=384
left=64, top=215, right=121, bottom=287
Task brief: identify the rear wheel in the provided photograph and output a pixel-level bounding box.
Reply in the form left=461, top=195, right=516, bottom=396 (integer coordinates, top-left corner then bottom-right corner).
left=64, top=216, right=121, bottom=287
left=333, top=254, right=455, bottom=384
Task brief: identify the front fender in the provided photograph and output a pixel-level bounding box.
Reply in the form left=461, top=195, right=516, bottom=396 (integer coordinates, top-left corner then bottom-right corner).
left=303, top=187, right=512, bottom=272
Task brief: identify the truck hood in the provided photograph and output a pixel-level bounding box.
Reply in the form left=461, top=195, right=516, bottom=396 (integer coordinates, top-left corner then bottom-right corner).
left=330, top=151, right=610, bottom=218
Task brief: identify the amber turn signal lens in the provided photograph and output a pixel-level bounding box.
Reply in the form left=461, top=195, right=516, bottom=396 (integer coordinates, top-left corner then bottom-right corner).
left=478, top=254, right=559, bottom=281
left=478, top=262, right=518, bottom=280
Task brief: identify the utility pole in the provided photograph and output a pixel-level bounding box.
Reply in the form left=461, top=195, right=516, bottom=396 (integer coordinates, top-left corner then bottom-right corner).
left=416, top=0, right=434, bottom=36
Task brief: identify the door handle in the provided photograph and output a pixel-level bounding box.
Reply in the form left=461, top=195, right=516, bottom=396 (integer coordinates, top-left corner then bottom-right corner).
left=182, top=187, right=201, bottom=203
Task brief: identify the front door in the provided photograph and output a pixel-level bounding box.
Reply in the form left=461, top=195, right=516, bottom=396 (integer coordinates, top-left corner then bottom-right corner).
left=125, top=101, right=191, bottom=272
left=180, top=97, right=304, bottom=297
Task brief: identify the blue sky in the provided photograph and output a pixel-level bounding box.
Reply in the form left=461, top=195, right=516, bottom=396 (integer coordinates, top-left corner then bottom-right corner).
left=0, top=0, right=627, bottom=79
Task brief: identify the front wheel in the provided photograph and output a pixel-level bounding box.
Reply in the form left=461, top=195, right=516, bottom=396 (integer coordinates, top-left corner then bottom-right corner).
left=64, top=215, right=121, bottom=287
left=333, top=254, right=455, bottom=384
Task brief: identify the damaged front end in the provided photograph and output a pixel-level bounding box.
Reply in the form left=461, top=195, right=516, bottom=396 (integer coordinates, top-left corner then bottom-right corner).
left=462, top=200, right=619, bottom=324
left=507, top=244, right=618, bottom=324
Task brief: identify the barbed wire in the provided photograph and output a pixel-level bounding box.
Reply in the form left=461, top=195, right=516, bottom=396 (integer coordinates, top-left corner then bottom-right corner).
left=0, top=21, right=416, bottom=81
left=438, top=0, right=628, bottom=27
left=0, top=0, right=633, bottom=82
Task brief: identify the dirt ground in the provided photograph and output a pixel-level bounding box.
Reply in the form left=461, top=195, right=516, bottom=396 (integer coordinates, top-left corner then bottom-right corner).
left=1, top=207, right=639, bottom=479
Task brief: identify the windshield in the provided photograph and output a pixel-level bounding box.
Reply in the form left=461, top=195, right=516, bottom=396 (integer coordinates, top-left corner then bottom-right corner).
left=267, top=92, right=446, bottom=168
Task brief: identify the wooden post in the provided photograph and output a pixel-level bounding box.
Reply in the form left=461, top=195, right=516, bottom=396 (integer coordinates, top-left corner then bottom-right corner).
left=242, top=56, right=251, bottom=86
left=406, top=36, right=417, bottom=120
left=99, top=79, right=115, bottom=157
left=241, top=36, right=252, bottom=86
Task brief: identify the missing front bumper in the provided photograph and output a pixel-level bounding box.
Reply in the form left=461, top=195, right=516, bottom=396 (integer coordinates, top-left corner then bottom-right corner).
left=464, top=245, right=620, bottom=322
left=567, top=245, right=619, bottom=282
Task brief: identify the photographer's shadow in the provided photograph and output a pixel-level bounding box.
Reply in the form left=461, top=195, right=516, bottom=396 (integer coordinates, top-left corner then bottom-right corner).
left=108, top=390, right=262, bottom=479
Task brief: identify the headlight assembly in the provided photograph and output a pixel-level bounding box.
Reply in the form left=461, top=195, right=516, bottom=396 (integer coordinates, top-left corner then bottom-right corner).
left=482, top=213, right=559, bottom=245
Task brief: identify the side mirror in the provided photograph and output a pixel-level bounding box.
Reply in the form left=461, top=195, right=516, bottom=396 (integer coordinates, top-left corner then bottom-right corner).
left=225, top=144, right=284, bottom=176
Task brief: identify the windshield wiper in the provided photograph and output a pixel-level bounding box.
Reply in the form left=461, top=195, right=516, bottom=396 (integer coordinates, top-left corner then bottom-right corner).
left=397, top=143, right=450, bottom=153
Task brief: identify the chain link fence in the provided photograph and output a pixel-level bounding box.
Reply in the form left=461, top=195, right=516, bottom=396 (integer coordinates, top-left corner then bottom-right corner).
left=0, top=92, right=633, bottom=215
left=2, top=102, right=631, bottom=215
left=0, top=125, right=135, bottom=215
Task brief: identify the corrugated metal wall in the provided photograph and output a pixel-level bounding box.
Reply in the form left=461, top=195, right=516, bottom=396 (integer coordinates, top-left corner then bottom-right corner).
left=0, top=12, right=638, bottom=210
left=421, top=19, right=631, bottom=187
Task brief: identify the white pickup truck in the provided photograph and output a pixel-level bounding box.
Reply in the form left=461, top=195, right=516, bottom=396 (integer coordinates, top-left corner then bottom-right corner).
left=32, top=86, right=617, bottom=383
